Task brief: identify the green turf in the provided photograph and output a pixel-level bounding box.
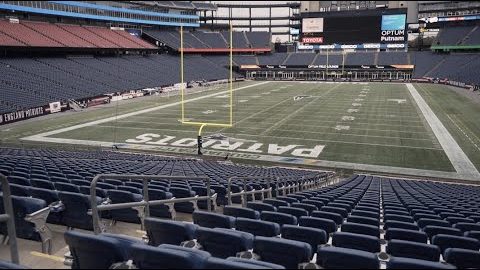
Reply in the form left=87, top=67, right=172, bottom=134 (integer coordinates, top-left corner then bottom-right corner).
left=415, top=83, right=480, bottom=172
left=21, top=81, right=462, bottom=172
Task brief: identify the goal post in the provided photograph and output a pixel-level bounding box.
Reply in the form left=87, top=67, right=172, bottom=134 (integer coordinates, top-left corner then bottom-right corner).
left=179, top=23, right=234, bottom=133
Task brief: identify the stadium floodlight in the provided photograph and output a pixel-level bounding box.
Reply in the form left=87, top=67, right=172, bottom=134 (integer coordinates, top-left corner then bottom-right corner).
left=179, top=23, right=234, bottom=155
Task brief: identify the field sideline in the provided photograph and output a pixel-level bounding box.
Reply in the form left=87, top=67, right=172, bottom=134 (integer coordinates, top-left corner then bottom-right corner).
left=8, top=80, right=480, bottom=181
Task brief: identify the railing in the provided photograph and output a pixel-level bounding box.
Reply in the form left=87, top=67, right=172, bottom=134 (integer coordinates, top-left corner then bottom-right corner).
left=90, top=174, right=216, bottom=234
left=0, top=174, right=19, bottom=264
left=227, top=172, right=335, bottom=206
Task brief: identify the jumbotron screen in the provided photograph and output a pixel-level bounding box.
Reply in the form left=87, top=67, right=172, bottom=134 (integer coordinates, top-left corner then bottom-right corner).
left=301, top=13, right=406, bottom=45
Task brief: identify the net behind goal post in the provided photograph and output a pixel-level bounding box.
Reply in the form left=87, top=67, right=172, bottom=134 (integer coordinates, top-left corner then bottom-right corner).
left=179, top=23, right=235, bottom=135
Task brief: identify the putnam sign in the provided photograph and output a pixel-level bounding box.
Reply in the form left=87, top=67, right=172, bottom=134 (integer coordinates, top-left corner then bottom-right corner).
left=126, top=133, right=325, bottom=158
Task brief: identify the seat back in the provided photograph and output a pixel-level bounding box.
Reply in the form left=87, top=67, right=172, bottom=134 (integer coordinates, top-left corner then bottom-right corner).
left=386, top=239, right=440, bottom=261
left=192, top=211, right=234, bottom=229
left=64, top=230, right=128, bottom=269
left=30, top=179, right=55, bottom=190
left=386, top=257, right=456, bottom=269
left=131, top=244, right=210, bottom=269
left=298, top=216, right=337, bottom=235
left=444, top=248, right=480, bottom=269
left=223, top=206, right=259, bottom=220
left=144, top=218, right=197, bottom=246
left=195, top=227, right=254, bottom=259
left=317, top=246, right=380, bottom=269
left=260, top=211, right=297, bottom=226
left=432, top=234, right=480, bottom=253
left=253, top=236, right=311, bottom=269
left=281, top=225, right=327, bottom=256
left=106, top=190, right=143, bottom=224
left=332, top=232, right=380, bottom=253
left=246, top=202, right=277, bottom=213
left=59, top=191, right=100, bottom=230
left=235, top=217, right=280, bottom=237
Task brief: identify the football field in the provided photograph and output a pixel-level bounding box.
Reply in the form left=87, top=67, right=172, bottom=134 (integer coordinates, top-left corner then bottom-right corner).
left=17, top=81, right=480, bottom=180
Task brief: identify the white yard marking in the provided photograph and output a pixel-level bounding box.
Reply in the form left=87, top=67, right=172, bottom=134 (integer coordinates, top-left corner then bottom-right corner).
left=406, top=83, right=480, bottom=178
left=335, top=125, right=350, bottom=131
left=239, top=100, right=248, bottom=103
left=352, top=103, right=362, bottom=107
left=22, top=81, right=270, bottom=140
left=387, top=99, right=407, bottom=104
left=447, top=114, right=480, bottom=153
left=347, top=109, right=359, bottom=113
left=341, top=116, right=355, bottom=121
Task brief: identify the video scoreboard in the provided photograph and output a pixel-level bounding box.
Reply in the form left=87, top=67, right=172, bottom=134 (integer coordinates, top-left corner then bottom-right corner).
left=301, top=9, right=407, bottom=46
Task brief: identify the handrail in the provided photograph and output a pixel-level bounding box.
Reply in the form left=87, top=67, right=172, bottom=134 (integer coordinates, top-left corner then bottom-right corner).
left=90, top=174, right=213, bottom=234
left=227, top=176, right=278, bottom=206
left=0, top=174, right=19, bottom=264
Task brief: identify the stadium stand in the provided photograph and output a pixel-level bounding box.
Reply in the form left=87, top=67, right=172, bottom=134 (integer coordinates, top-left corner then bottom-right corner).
left=434, top=25, right=476, bottom=46
left=2, top=172, right=474, bottom=268
left=0, top=20, right=155, bottom=49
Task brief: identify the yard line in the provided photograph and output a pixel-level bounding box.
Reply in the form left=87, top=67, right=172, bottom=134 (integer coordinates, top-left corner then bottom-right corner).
left=407, top=83, right=480, bottom=179
left=94, top=125, right=443, bottom=150
left=21, top=81, right=270, bottom=140
left=260, top=84, right=342, bottom=135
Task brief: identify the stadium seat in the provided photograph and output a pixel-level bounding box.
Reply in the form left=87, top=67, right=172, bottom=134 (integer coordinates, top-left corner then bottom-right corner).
left=281, top=225, right=327, bottom=255
left=346, top=215, right=380, bottom=227
left=423, top=226, right=463, bottom=240
left=29, top=187, right=64, bottom=225
left=465, top=230, right=480, bottom=241
left=223, top=206, right=260, bottom=219
left=234, top=217, right=280, bottom=237
left=386, top=239, right=440, bottom=261
left=341, top=222, right=380, bottom=238
left=54, top=182, right=80, bottom=193
left=431, top=234, right=480, bottom=253
left=321, top=206, right=348, bottom=218
left=384, top=228, right=428, bottom=243
left=192, top=211, right=235, bottom=229
left=30, top=179, right=55, bottom=190
left=275, top=196, right=298, bottom=204
left=417, top=218, right=451, bottom=228
left=65, top=230, right=143, bottom=269
left=384, top=220, right=419, bottom=231
left=386, top=257, right=456, bottom=269
left=384, top=214, right=415, bottom=224
left=443, top=248, right=480, bottom=269
left=277, top=206, right=309, bottom=219
left=253, top=236, right=312, bottom=269
left=453, top=222, right=480, bottom=232
left=204, top=257, right=285, bottom=269
left=246, top=202, right=277, bottom=213
left=8, top=184, right=31, bottom=197
left=170, top=187, right=197, bottom=213
left=311, top=210, right=344, bottom=225
left=316, top=246, right=380, bottom=269
left=301, top=199, right=324, bottom=209
left=298, top=216, right=337, bottom=235
left=262, top=199, right=289, bottom=208
left=144, top=218, right=197, bottom=246
left=58, top=191, right=103, bottom=230
left=290, top=202, right=318, bottom=214
left=260, top=211, right=297, bottom=226
left=351, top=210, right=379, bottom=219
left=106, top=190, right=143, bottom=224
left=332, top=232, right=381, bottom=253
left=131, top=244, right=211, bottom=269
left=7, top=176, right=30, bottom=186
left=147, top=189, right=173, bottom=218
left=195, top=227, right=254, bottom=258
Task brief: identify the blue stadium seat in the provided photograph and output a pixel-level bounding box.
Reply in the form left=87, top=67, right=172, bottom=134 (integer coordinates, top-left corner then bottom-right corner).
left=386, top=239, right=440, bottom=261
left=321, top=206, right=348, bottom=218
left=341, top=222, right=380, bottom=238
left=423, top=226, right=463, bottom=240
left=432, top=234, right=480, bottom=253
left=192, top=211, right=235, bottom=229
left=235, top=217, right=280, bottom=237
left=246, top=202, right=277, bottom=213
left=64, top=230, right=142, bottom=269
left=205, top=257, right=285, bottom=269
left=290, top=202, right=318, bottom=214
left=277, top=206, right=309, bottom=219
left=260, top=211, right=297, bottom=226
left=298, top=216, right=337, bottom=235
left=253, top=236, right=311, bottom=269
left=131, top=244, right=211, bottom=269
left=281, top=225, right=327, bottom=256
left=384, top=220, right=419, bottom=231
left=144, top=218, right=197, bottom=246
left=386, top=257, right=456, bottom=269
left=58, top=191, right=103, bottom=230
left=311, top=210, right=343, bottom=225
left=106, top=190, right=143, bottom=224
left=465, top=230, right=480, bottom=241
left=443, top=248, right=480, bottom=269
left=351, top=210, right=379, bottom=219
left=346, top=215, right=380, bottom=227
left=262, top=199, right=289, bottom=208
left=384, top=214, right=415, bottom=224
left=275, top=196, right=298, bottom=204
left=453, top=222, right=480, bottom=233
left=30, top=179, right=55, bottom=190
left=417, top=218, right=451, bottom=228
left=8, top=184, right=31, bottom=197
left=195, top=227, right=254, bottom=258
left=170, top=187, right=196, bottom=213
left=7, top=176, right=30, bottom=186
left=332, top=232, right=380, bottom=253
left=301, top=199, right=324, bottom=209
left=223, top=206, right=260, bottom=220
left=316, top=246, right=380, bottom=269
left=385, top=228, right=428, bottom=243
left=54, top=182, right=80, bottom=193
left=29, top=187, right=63, bottom=225
left=147, top=189, right=173, bottom=218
